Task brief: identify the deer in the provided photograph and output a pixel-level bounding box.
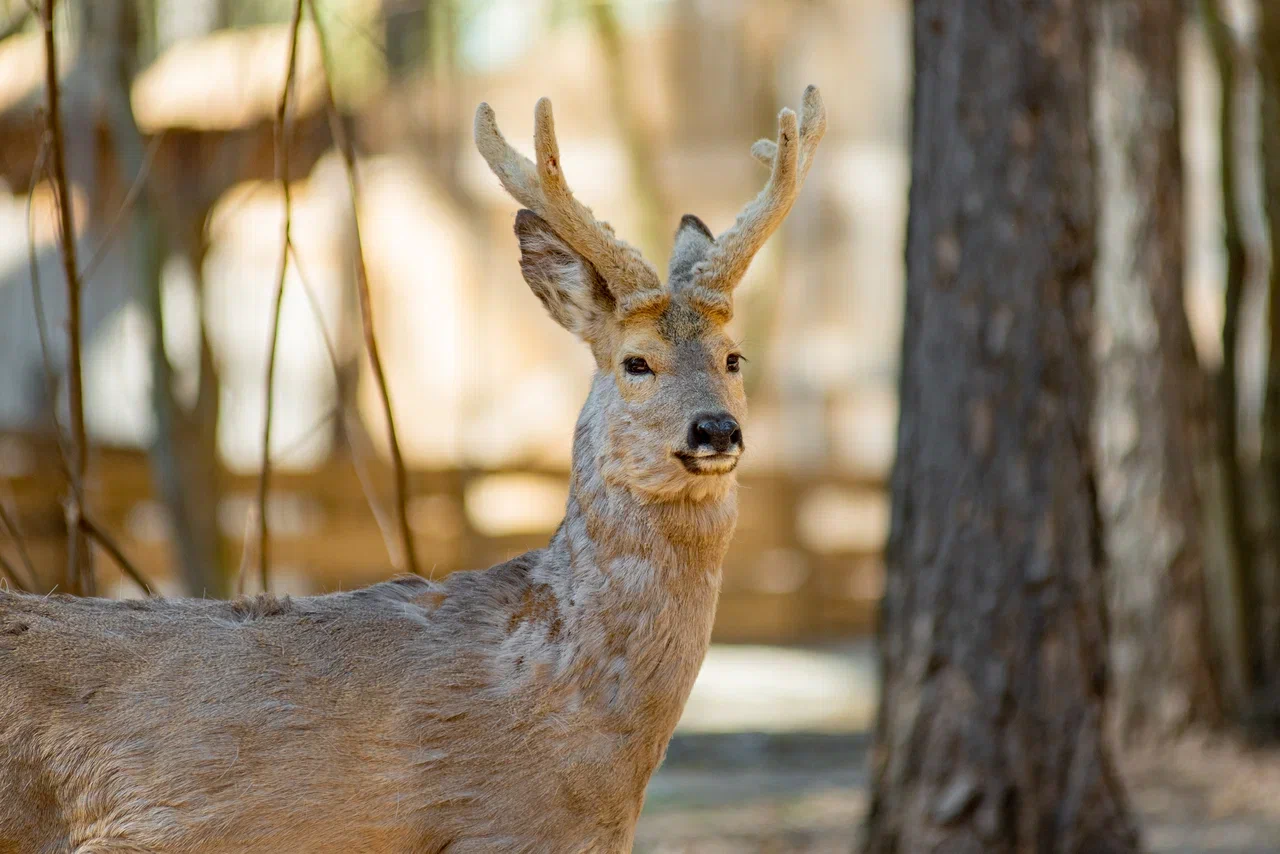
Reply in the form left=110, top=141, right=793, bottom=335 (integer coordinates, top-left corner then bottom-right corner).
left=0, top=86, right=825, bottom=853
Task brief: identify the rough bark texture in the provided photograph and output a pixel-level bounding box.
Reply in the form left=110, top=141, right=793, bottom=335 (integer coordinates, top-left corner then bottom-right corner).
left=1091, top=0, right=1223, bottom=741
left=862, top=2, right=1141, bottom=851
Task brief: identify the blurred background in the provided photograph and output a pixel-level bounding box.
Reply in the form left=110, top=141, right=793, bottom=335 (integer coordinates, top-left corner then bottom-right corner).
left=0, top=0, right=1278, bottom=851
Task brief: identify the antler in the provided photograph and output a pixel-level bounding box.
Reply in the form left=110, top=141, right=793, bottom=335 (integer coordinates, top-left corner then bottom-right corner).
left=689, top=86, right=826, bottom=315
left=474, top=98, right=665, bottom=314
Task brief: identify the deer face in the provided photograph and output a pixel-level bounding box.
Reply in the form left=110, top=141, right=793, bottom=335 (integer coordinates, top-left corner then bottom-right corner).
left=513, top=210, right=748, bottom=499
left=477, top=89, right=825, bottom=501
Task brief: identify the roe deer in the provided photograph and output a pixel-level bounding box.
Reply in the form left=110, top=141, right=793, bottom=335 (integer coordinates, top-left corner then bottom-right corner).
left=0, top=87, right=825, bottom=853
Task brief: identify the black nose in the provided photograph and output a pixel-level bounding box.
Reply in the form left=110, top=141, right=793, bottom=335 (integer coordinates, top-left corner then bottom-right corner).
left=689, top=412, right=742, bottom=453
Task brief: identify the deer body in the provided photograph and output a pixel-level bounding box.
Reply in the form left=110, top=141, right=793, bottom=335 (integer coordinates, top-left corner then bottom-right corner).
left=0, top=378, right=730, bottom=852
left=0, top=89, right=824, bottom=853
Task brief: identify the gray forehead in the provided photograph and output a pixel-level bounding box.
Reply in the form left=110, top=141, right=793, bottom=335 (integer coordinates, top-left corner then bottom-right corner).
left=657, top=298, right=711, bottom=343
left=659, top=301, right=727, bottom=380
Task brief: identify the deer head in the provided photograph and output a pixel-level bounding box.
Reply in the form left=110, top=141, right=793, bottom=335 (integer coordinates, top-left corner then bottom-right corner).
left=475, top=87, right=826, bottom=502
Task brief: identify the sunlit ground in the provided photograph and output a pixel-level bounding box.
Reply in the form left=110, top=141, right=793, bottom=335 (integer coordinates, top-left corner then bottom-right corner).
left=676, top=642, right=877, bottom=734
left=645, top=644, right=1280, bottom=853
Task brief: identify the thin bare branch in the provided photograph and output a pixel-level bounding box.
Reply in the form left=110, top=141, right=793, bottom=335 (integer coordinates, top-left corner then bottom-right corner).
left=307, top=0, right=420, bottom=575
left=0, top=553, right=29, bottom=593
left=41, top=0, right=91, bottom=595
left=80, top=130, right=165, bottom=284
left=344, top=410, right=403, bottom=563
left=78, top=514, right=155, bottom=597
left=275, top=402, right=337, bottom=464
left=201, top=178, right=269, bottom=250
left=256, top=0, right=307, bottom=592
left=236, top=504, right=257, bottom=597
left=0, top=500, right=37, bottom=591
left=289, top=242, right=401, bottom=568
left=26, top=130, right=74, bottom=484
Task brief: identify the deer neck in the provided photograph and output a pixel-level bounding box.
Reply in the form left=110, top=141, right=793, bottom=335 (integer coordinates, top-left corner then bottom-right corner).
left=543, top=374, right=737, bottom=737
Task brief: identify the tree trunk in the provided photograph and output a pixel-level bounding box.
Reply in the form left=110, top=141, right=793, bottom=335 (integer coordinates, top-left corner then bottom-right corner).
left=1199, top=0, right=1260, bottom=708
left=862, top=2, right=1140, bottom=851
left=1255, top=0, right=1280, bottom=733
left=1092, top=0, right=1223, bottom=742
left=589, top=0, right=668, bottom=261
left=90, top=0, right=228, bottom=597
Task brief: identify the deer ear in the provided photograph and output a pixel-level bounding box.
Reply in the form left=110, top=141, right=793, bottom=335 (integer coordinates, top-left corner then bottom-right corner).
left=515, top=210, right=616, bottom=340
left=668, top=214, right=715, bottom=285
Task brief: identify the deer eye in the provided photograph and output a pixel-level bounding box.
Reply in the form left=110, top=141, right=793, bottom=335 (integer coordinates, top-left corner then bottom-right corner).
left=623, top=357, right=652, bottom=376
left=726, top=353, right=742, bottom=373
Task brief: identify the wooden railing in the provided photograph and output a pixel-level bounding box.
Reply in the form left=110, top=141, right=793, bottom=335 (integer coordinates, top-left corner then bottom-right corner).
left=0, top=432, right=886, bottom=643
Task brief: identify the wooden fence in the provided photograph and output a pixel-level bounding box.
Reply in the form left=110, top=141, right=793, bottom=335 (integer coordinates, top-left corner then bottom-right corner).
left=0, top=432, right=886, bottom=644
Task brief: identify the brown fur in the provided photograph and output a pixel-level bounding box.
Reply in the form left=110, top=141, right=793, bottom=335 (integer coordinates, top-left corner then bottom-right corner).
left=0, top=89, right=823, bottom=853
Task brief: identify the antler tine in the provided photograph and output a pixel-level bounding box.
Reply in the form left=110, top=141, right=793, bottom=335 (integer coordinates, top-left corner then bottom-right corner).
left=475, top=99, right=664, bottom=313
left=696, top=86, right=827, bottom=305
left=474, top=103, right=547, bottom=212
left=749, top=85, right=826, bottom=184
left=749, top=139, right=778, bottom=166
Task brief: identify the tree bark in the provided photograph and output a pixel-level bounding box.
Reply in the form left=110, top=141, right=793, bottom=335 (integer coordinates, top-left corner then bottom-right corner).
left=1091, top=0, right=1223, bottom=742
left=1255, top=0, right=1280, bottom=733
left=589, top=0, right=668, bottom=262
left=1199, top=0, right=1260, bottom=706
left=90, top=0, right=228, bottom=597
left=862, top=2, right=1141, bottom=851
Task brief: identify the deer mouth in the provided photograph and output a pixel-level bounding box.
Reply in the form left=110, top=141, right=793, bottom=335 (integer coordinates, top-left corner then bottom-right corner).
left=674, top=451, right=740, bottom=475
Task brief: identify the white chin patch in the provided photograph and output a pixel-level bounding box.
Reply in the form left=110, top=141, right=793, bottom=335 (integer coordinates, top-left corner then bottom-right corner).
left=679, top=452, right=739, bottom=475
